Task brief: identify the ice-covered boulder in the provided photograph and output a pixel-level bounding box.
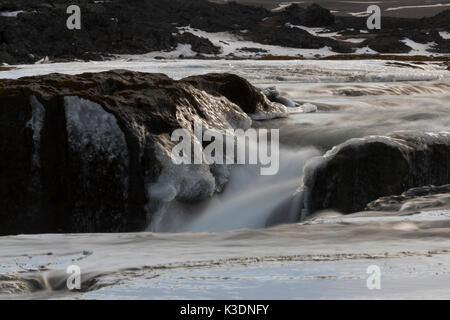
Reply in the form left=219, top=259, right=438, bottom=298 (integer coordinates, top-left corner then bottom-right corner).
left=0, top=70, right=279, bottom=235
left=183, top=73, right=289, bottom=120
left=261, top=86, right=297, bottom=108
left=302, top=131, right=450, bottom=215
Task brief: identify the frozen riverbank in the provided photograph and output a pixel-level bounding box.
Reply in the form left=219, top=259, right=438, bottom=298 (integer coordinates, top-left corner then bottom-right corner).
left=1, top=208, right=449, bottom=299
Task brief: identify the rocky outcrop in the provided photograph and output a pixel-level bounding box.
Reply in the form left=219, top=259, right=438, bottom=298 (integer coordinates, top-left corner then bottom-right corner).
left=0, top=70, right=282, bottom=235
left=2, top=1, right=448, bottom=64
left=362, top=36, right=412, bottom=54
left=174, top=33, right=221, bottom=55
left=276, top=3, right=335, bottom=27
left=183, top=73, right=288, bottom=119
left=366, top=184, right=450, bottom=212
left=302, top=131, right=450, bottom=215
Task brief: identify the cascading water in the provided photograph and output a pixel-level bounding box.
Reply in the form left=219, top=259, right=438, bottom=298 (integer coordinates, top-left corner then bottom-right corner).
left=147, top=145, right=320, bottom=233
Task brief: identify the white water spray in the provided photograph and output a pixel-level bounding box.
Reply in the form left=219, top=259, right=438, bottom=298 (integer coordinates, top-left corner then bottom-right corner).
left=148, top=146, right=319, bottom=233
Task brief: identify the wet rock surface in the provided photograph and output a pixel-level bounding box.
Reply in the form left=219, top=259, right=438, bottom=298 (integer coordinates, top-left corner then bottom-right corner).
left=366, top=184, right=450, bottom=212
left=184, top=73, right=288, bottom=117
left=0, top=0, right=449, bottom=64
left=303, top=131, right=450, bottom=215
left=0, top=70, right=282, bottom=235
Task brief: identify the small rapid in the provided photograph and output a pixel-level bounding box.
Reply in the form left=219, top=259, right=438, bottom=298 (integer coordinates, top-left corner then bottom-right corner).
left=148, top=147, right=320, bottom=233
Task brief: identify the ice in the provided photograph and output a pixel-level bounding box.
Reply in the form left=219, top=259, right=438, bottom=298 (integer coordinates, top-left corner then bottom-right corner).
left=0, top=11, right=24, bottom=17
left=64, top=96, right=129, bottom=199
left=1, top=211, right=449, bottom=299
left=64, top=96, right=129, bottom=163
left=26, top=96, right=45, bottom=166
left=248, top=102, right=289, bottom=120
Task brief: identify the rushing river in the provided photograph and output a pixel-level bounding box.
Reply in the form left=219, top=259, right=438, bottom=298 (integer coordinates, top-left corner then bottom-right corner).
left=0, top=58, right=449, bottom=299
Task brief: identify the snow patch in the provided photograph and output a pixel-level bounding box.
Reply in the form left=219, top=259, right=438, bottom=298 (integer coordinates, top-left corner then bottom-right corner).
left=285, top=23, right=339, bottom=38
left=271, top=2, right=305, bottom=12
left=439, top=32, right=450, bottom=40
left=169, top=26, right=336, bottom=59
left=385, top=4, right=450, bottom=12
left=146, top=43, right=197, bottom=59
left=350, top=12, right=371, bottom=17
left=401, top=38, right=436, bottom=55
left=343, top=38, right=366, bottom=44
left=354, top=46, right=378, bottom=54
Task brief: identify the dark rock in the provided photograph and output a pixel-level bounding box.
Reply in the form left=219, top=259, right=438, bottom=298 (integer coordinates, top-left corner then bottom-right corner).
left=183, top=73, right=288, bottom=118
left=0, top=1, right=448, bottom=64
left=246, top=25, right=353, bottom=54
left=303, top=131, right=450, bottom=215
left=0, top=70, right=284, bottom=235
left=276, top=4, right=335, bottom=27
left=237, top=47, right=268, bottom=53
left=366, top=184, right=450, bottom=212
left=174, top=32, right=221, bottom=55
left=363, top=36, right=412, bottom=54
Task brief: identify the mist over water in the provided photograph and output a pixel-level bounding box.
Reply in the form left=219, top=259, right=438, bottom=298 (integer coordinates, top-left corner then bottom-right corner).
left=262, top=82, right=450, bottom=151
left=148, top=146, right=320, bottom=233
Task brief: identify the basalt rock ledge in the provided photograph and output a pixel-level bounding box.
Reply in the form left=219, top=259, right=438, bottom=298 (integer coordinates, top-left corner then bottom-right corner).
left=0, top=70, right=285, bottom=235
